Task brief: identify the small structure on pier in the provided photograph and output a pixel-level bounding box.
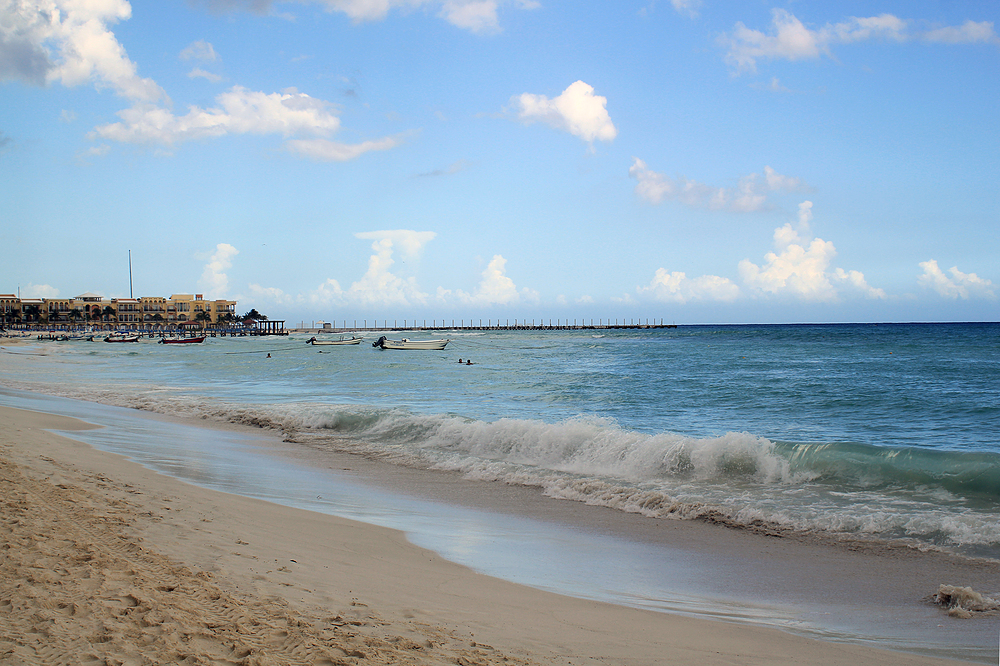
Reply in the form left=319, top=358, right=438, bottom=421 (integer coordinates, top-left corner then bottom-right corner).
left=252, top=320, right=287, bottom=336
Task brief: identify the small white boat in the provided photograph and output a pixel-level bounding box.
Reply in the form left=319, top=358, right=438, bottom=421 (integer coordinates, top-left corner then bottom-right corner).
left=104, top=334, right=140, bottom=343
left=307, top=336, right=363, bottom=346
left=372, top=335, right=450, bottom=350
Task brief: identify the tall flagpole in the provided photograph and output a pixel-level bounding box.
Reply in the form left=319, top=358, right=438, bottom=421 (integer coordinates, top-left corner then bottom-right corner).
left=129, top=250, right=133, bottom=298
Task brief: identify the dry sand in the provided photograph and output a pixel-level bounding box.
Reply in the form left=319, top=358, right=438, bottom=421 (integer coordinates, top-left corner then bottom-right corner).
left=0, top=404, right=978, bottom=665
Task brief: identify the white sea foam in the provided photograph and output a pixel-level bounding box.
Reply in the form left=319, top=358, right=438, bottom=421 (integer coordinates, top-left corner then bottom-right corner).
left=2, top=329, right=999, bottom=558
left=932, top=585, right=1000, bottom=618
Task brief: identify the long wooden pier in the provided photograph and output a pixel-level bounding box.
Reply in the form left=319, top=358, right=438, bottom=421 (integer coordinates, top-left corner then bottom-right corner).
left=291, top=319, right=678, bottom=334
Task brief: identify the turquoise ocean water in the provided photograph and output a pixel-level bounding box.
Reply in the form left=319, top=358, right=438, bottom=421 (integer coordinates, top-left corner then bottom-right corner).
left=2, top=322, right=999, bottom=659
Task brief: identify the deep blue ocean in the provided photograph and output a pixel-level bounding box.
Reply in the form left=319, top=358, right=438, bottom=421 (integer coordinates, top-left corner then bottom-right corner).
left=2, top=322, right=998, bottom=561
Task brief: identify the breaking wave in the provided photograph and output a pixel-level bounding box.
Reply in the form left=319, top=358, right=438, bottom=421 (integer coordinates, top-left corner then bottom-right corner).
left=7, top=371, right=1000, bottom=557
left=87, top=393, right=1000, bottom=555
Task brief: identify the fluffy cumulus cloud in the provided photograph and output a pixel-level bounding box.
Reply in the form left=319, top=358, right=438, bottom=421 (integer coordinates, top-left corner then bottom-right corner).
left=199, top=243, right=239, bottom=297
left=21, top=283, right=60, bottom=298
left=88, top=85, right=403, bottom=159
left=637, top=269, right=740, bottom=304
left=721, top=9, right=999, bottom=74
left=247, top=283, right=296, bottom=306
left=513, top=81, right=617, bottom=144
left=443, top=254, right=538, bottom=306
left=918, top=260, right=995, bottom=300
left=1, top=4, right=403, bottom=159
left=92, top=86, right=339, bottom=144
left=335, top=230, right=436, bottom=307
left=194, top=0, right=538, bottom=33
left=1, top=0, right=166, bottom=102
left=738, top=202, right=885, bottom=302
left=629, top=159, right=805, bottom=212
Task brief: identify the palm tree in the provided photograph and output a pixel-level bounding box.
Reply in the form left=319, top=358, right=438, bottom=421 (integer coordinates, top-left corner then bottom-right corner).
left=102, top=306, right=117, bottom=323
left=22, top=304, right=40, bottom=324
left=242, top=308, right=266, bottom=322
left=69, top=308, right=83, bottom=326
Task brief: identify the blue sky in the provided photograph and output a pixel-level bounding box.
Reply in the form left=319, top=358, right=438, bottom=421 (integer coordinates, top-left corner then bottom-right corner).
left=2, top=0, right=997, bottom=324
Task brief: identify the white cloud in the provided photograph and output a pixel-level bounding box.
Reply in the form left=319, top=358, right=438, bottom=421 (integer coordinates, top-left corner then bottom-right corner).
left=179, top=40, right=218, bottom=62
left=637, top=269, right=740, bottom=304
left=738, top=201, right=884, bottom=302
left=670, top=0, right=700, bottom=19
left=923, top=20, right=998, bottom=45
left=629, top=158, right=805, bottom=212
left=446, top=254, right=537, bottom=306
left=88, top=85, right=404, bottom=160
left=1, top=4, right=398, bottom=160
left=21, top=283, right=59, bottom=298
left=247, top=282, right=297, bottom=305
left=286, top=134, right=405, bottom=161
left=199, top=243, right=239, bottom=297
left=0, top=0, right=166, bottom=102
left=91, top=85, right=344, bottom=146
left=721, top=10, right=998, bottom=74
left=308, top=278, right=345, bottom=306
left=513, top=81, right=617, bottom=144
left=833, top=268, right=887, bottom=300
left=918, top=260, right=995, bottom=299
left=440, top=1, right=501, bottom=34
left=344, top=230, right=436, bottom=306
left=188, top=67, right=223, bottom=83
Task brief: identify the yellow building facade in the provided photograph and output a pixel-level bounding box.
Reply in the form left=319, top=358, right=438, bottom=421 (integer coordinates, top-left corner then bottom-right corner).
left=0, top=292, right=238, bottom=328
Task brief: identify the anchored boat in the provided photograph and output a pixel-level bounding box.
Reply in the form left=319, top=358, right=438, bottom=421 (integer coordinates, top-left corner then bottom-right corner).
left=104, top=334, right=140, bottom=343
left=159, top=336, right=206, bottom=344
left=372, top=336, right=450, bottom=350
left=307, top=336, right=363, bottom=346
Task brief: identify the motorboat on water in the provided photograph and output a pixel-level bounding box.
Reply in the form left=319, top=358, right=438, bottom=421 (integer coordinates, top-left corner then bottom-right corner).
left=372, top=335, right=450, bottom=350
left=307, top=336, right=363, bottom=346
left=159, top=335, right=206, bottom=344
left=104, top=334, right=140, bottom=343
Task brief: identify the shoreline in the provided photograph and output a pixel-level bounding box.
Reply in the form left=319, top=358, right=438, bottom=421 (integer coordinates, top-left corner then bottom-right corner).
left=0, top=402, right=988, bottom=665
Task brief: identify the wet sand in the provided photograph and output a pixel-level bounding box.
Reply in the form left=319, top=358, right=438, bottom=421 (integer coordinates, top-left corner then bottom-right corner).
left=1, top=404, right=991, bottom=665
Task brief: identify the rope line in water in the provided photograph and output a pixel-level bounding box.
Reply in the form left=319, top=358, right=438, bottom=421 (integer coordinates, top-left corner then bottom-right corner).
left=223, top=346, right=307, bottom=355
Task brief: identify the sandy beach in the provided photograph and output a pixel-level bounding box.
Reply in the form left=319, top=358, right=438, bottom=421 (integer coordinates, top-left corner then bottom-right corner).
left=0, top=402, right=990, bottom=665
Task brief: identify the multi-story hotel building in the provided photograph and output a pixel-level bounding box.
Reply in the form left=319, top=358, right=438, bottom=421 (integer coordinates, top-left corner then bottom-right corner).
left=0, top=292, right=238, bottom=328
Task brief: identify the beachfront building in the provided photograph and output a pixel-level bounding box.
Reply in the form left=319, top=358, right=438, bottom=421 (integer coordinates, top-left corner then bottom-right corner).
left=114, top=298, right=142, bottom=325
left=0, top=294, right=20, bottom=326
left=168, top=294, right=237, bottom=325
left=0, top=291, right=238, bottom=329
left=140, top=296, right=167, bottom=324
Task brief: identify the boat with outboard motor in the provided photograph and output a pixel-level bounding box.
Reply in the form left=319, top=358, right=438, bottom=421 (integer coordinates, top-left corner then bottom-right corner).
left=104, top=333, right=141, bottom=343
left=307, top=335, right=363, bottom=346
left=159, top=335, right=206, bottom=344
left=372, top=335, right=450, bottom=350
